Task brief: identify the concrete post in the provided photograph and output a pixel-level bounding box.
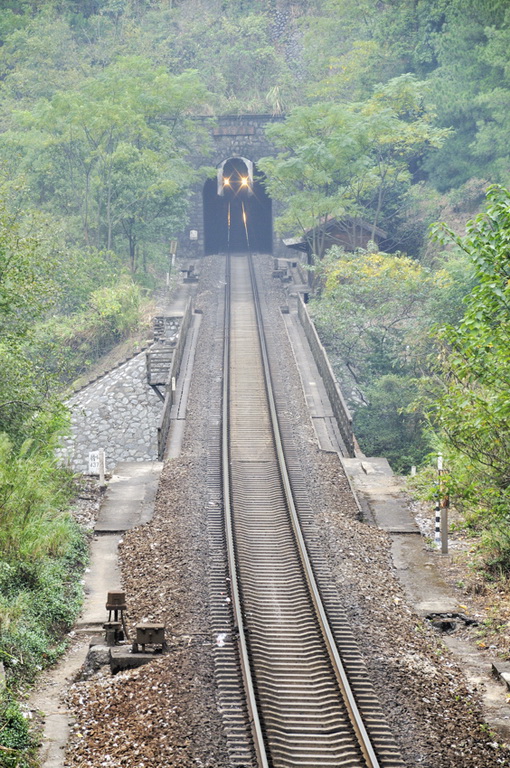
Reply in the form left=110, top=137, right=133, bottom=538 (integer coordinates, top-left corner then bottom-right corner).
left=438, top=454, right=449, bottom=554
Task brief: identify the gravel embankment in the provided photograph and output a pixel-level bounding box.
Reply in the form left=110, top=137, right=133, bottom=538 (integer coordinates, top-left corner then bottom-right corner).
left=66, top=254, right=508, bottom=768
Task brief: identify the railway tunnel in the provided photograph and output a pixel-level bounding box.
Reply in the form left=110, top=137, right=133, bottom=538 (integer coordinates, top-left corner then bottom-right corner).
left=203, top=157, right=273, bottom=254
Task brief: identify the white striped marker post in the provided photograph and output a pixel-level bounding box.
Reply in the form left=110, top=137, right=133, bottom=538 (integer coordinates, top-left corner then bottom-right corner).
left=434, top=500, right=441, bottom=545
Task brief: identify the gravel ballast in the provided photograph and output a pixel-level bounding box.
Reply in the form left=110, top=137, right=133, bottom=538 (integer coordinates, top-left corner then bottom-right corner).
left=65, top=254, right=508, bottom=768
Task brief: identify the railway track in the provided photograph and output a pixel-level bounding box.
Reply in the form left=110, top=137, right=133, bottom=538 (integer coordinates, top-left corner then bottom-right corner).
left=221, top=252, right=405, bottom=768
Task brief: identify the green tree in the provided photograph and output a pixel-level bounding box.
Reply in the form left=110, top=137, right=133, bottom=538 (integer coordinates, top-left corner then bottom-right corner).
left=423, top=0, right=510, bottom=190
left=153, top=6, right=297, bottom=113
left=469, top=14, right=510, bottom=183
left=259, top=101, right=370, bottom=258
left=259, top=75, right=448, bottom=262
left=310, top=246, right=436, bottom=470
left=0, top=13, right=84, bottom=106
left=300, top=0, right=510, bottom=195
left=311, top=247, right=433, bottom=391
left=0, top=199, right=64, bottom=444
left=426, top=185, right=510, bottom=532
left=302, top=0, right=450, bottom=104
left=4, top=56, right=210, bottom=270
left=354, top=374, right=430, bottom=472
left=0, top=206, right=57, bottom=340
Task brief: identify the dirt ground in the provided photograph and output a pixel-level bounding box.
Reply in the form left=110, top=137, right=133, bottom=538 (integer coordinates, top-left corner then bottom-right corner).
left=413, top=496, right=510, bottom=659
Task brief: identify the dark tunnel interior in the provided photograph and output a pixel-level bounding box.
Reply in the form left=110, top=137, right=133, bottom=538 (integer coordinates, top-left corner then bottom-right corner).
left=203, top=158, right=273, bottom=254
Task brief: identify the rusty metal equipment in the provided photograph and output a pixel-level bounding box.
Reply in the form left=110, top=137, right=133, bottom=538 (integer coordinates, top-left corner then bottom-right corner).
left=132, top=623, right=166, bottom=653
left=103, top=621, right=122, bottom=646
left=104, top=591, right=129, bottom=643
left=181, top=263, right=198, bottom=283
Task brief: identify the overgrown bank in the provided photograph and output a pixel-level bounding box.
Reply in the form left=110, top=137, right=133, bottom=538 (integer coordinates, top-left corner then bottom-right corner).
left=0, top=442, right=89, bottom=766
left=0, top=193, right=153, bottom=764
left=308, top=185, right=510, bottom=580
left=0, top=3, right=210, bottom=756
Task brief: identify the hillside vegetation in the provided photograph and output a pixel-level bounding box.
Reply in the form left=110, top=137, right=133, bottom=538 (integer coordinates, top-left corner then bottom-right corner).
left=0, top=1, right=510, bottom=762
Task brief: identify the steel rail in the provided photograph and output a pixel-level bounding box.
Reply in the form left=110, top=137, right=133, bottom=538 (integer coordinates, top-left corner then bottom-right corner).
left=221, top=252, right=270, bottom=768
left=246, top=253, right=381, bottom=768
left=222, top=251, right=387, bottom=767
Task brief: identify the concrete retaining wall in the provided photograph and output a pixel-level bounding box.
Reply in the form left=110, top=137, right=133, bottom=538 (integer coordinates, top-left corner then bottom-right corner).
left=157, top=298, right=193, bottom=459
left=297, top=296, right=355, bottom=457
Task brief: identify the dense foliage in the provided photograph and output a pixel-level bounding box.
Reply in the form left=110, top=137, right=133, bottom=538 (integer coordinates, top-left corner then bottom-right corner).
left=309, top=183, right=510, bottom=569
left=310, top=246, right=454, bottom=472
left=0, top=4, right=210, bottom=760
left=0, top=421, right=87, bottom=763
left=423, top=186, right=510, bottom=571
left=302, top=0, right=510, bottom=188
left=259, top=75, right=449, bottom=256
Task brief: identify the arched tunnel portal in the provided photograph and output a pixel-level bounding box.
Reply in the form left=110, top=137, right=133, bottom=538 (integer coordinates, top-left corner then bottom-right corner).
left=203, top=157, right=273, bottom=254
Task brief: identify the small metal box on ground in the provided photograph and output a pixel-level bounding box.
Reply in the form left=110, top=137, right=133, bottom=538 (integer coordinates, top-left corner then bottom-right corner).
left=132, top=623, right=166, bottom=653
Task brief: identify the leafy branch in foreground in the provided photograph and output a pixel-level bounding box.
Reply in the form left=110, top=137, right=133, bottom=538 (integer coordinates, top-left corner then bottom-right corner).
left=424, top=185, right=510, bottom=573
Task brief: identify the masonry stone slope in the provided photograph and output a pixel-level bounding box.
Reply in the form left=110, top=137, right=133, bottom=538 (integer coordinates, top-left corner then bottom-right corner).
left=61, top=351, right=163, bottom=473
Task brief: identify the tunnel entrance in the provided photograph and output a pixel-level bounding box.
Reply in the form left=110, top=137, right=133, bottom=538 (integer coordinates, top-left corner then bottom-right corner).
left=203, top=157, right=272, bottom=254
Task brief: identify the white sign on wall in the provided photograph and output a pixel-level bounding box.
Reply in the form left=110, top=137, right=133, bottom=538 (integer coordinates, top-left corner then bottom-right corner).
left=88, top=451, right=99, bottom=475
left=88, top=450, right=105, bottom=477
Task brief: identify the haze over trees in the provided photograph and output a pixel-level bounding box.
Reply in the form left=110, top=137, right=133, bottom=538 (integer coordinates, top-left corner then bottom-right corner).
left=0, top=0, right=510, bottom=760
left=259, top=74, right=450, bottom=256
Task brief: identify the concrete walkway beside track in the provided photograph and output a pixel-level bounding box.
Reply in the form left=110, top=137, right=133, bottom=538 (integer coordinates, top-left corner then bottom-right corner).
left=283, top=298, right=347, bottom=454
left=81, top=461, right=163, bottom=627
left=340, top=456, right=510, bottom=737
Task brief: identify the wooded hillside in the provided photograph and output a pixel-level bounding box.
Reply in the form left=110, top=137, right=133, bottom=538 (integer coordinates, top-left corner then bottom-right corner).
left=1, top=2, right=510, bottom=761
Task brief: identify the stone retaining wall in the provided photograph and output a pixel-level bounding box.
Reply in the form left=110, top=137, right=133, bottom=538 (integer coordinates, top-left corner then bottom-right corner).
left=153, top=316, right=180, bottom=341
left=61, top=351, right=163, bottom=473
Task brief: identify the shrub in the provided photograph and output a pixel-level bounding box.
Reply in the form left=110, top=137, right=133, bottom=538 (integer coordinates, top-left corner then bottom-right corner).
left=481, top=521, right=510, bottom=578
left=89, top=280, right=141, bottom=338
left=0, top=525, right=87, bottom=688
left=0, top=433, right=88, bottom=689
left=353, top=374, right=429, bottom=473
left=32, top=278, right=144, bottom=382
left=0, top=692, right=34, bottom=768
